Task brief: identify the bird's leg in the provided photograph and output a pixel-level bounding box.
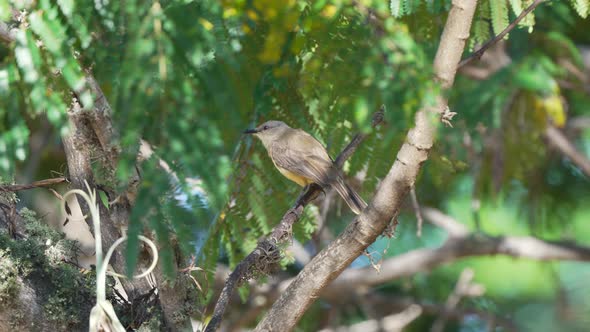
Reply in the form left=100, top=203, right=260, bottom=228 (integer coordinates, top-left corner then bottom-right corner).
left=296, top=183, right=323, bottom=207
left=294, top=184, right=311, bottom=207
left=287, top=184, right=323, bottom=217
left=286, top=186, right=311, bottom=217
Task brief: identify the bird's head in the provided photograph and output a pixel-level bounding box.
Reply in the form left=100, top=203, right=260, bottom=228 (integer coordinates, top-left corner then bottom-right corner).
left=244, top=120, right=289, bottom=143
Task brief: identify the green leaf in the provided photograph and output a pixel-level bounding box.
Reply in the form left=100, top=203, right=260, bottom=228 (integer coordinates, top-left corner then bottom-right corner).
left=0, top=0, right=10, bottom=21
left=490, top=0, right=509, bottom=37
left=14, top=30, right=40, bottom=84
left=509, top=0, right=523, bottom=15
left=514, top=69, right=552, bottom=93
left=98, top=190, right=110, bottom=210
left=29, top=11, right=63, bottom=54
left=390, top=0, right=403, bottom=17
left=354, top=97, right=370, bottom=133
left=570, top=0, right=589, bottom=18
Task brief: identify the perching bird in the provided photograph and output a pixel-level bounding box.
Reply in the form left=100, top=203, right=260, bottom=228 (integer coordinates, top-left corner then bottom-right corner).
left=244, top=120, right=367, bottom=215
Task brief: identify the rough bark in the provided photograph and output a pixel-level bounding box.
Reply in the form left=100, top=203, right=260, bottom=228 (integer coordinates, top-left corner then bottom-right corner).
left=62, top=77, right=192, bottom=331
left=254, top=1, right=478, bottom=330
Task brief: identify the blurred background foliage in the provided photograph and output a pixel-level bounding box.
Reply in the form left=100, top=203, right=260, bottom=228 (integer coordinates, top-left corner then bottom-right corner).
left=1, top=0, right=590, bottom=330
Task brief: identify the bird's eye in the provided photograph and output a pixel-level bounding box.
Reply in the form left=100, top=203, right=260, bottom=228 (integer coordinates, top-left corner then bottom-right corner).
left=263, top=125, right=269, bottom=130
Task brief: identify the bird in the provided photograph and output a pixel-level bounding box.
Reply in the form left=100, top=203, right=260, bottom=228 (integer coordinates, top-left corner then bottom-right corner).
left=244, top=120, right=367, bottom=215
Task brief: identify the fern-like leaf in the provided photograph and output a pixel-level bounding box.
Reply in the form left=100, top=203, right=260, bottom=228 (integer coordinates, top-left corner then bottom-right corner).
left=509, top=0, right=523, bottom=15
left=520, top=0, right=536, bottom=31
left=470, top=0, right=492, bottom=50
left=390, top=0, right=403, bottom=18
left=490, top=0, right=509, bottom=38
left=570, top=0, right=589, bottom=18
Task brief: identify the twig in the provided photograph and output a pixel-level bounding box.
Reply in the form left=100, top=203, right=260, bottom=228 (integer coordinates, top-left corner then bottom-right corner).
left=420, top=207, right=469, bottom=237
left=545, top=125, right=590, bottom=177
left=431, top=268, right=484, bottom=332
left=205, top=110, right=384, bottom=332
left=410, top=187, right=423, bottom=237
left=0, top=177, right=67, bottom=191
left=459, top=0, right=545, bottom=68
left=367, top=294, right=517, bottom=332
left=334, top=105, right=384, bottom=169
left=319, top=304, right=422, bottom=332
left=0, top=20, right=15, bottom=43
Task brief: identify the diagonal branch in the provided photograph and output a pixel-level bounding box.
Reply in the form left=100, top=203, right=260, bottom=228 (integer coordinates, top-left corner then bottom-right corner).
left=205, top=110, right=385, bottom=332
left=253, top=1, right=478, bottom=330
left=420, top=207, right=469, bottom=237
left=459, top=0, right=546, bottom=68
left=545, top=125, right=590, bottom=177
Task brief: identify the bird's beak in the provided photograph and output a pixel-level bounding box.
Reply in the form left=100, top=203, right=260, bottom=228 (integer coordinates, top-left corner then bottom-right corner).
left=243, top=128, right=258, bottom=134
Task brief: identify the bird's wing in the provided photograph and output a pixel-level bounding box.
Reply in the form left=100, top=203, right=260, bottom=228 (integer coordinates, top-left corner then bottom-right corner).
left=270, top=130, right=334, bottom=185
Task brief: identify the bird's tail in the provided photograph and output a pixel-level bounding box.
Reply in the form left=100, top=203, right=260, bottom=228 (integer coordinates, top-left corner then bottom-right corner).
left=331, top=176, right=367, bottom=215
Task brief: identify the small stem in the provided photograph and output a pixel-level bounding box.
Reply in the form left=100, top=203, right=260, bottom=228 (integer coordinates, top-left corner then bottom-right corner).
left=0, top=177, right=67, bottom=191
left=459, top=0, right=545, bottom=68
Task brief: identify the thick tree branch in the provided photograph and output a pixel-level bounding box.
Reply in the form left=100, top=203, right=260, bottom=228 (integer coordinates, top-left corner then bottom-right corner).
left=205, top=110, right=384, bottom=332
left=253, top=1, right=478, bottom=330
left=459, top=0, right=545, bottom=68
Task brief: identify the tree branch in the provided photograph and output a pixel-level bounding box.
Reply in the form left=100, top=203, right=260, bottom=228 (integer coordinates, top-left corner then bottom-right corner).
left=205, top=110, right=385, bottom=332
left=366, top=294, right=518, bottom=332
left=0, top=20, right=15, bottom=43
left=319, top=304, right=422, bottom=332
left=421, top=207, right=469, bottom=237
left=325, top=228, right=590, bottom=298
left=459, top=0, right=545, bottom=68
left=545, top=125, right=590, bottom=177
left=0, top=177, right=66, bottom=191
left=334, top=105, right=385, bottom=169
left=224, top=209, right=589, bottom=330
left=253, top=1, right=478, bottom=330
left=431, top=268, right=484, bottom=332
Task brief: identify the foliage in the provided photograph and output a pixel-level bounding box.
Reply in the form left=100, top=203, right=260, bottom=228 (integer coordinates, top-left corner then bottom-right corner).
left=0, top=207, right=97, bottom=330
left=1, top=0, right=590, bottom=330
left=0, top=248, right=20, bottom=309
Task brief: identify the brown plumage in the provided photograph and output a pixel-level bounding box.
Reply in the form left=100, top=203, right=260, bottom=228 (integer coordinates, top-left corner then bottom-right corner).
left=244, top=121, right=367, bottom=215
